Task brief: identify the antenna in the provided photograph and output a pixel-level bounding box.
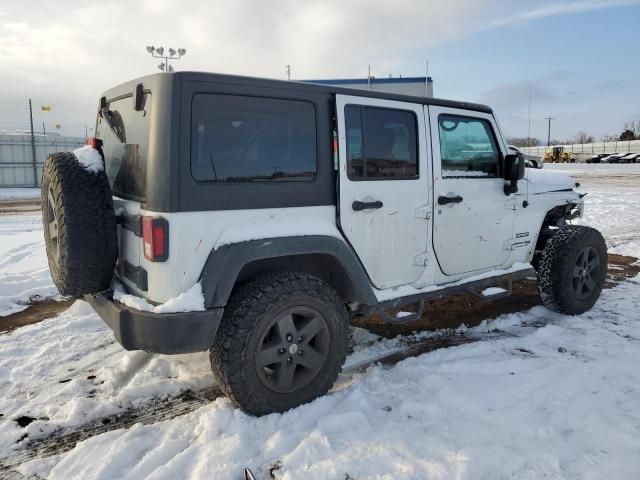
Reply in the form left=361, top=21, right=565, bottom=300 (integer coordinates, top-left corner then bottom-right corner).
left=425, top=60, right=429, bottom=97
left=528, top=86, right=532, bottom=149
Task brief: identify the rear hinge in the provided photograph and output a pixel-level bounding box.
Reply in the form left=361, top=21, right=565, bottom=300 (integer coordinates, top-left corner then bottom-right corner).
left=413, top=253, right=429, bottom=266
left=415, top=205, right=431, bottom=219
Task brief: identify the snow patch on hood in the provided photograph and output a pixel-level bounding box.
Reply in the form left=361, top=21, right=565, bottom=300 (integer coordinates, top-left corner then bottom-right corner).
left=72, top=146, right=104, bottom=173
left=523, top=168, right=576, bottom=194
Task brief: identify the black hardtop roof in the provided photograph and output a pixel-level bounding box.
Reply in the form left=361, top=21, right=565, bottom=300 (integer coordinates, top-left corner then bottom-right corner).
left=102, top=71, right=493, bottom=114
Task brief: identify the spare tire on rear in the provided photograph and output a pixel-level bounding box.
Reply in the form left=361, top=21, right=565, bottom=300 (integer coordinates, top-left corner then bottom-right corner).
left=42, top=150, right=117, bottom=296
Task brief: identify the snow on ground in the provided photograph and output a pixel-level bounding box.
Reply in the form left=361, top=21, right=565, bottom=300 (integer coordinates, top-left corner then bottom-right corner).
left=1, top=164, right=640, bottom=479
left=7, top=283, right=640, bottom=479
left=0, top=188, right=40, bottom=200
left=0, top=301, right=213, bottom=453
left=546, top=163, right=640, bottom=256
left=0, top=213, right=61, bottom=316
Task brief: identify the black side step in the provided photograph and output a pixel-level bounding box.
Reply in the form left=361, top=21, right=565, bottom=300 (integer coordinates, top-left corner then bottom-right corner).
left=467, top=279, right=513, bottom=301
left=368, top=267, right=535, bottom=325
left=378, top=300, right=425, bottom=324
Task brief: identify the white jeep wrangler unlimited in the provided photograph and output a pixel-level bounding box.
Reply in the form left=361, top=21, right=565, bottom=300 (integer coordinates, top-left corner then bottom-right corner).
left=42, top=72, right=606, bottom=415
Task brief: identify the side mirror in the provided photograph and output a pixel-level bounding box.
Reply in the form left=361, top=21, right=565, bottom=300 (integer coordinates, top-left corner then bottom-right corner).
left=504, top=154, right=525, bottom=195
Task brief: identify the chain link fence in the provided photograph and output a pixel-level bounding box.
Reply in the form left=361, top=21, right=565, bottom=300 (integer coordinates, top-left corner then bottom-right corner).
left=521, top=139, right=640, bottom=159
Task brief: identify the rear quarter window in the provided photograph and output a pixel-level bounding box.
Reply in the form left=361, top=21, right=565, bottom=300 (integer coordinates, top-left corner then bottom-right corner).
left=190, top=94, right=317, bottom=182
left=97, top=94, right=151, bottom=200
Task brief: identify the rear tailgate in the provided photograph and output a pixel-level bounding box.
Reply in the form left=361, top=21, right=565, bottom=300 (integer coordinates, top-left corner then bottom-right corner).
left=96, top=89, right=152, bottom=294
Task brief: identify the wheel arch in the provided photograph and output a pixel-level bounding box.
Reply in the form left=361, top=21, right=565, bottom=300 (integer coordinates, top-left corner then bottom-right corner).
left=200, top=235, right=378, bottom=308
left=530, top=201, right=582, bottom=268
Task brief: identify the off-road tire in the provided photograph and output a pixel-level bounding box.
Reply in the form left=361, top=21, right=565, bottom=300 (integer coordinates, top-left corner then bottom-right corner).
left=41, top=151, right=117, bottom=296
left=537, top=225, right=607, bottom=315
left=210, top=272, right=350, bottom=416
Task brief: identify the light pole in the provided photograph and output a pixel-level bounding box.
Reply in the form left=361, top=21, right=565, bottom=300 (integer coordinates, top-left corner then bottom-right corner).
left=146, top=46, right=186, bottom=72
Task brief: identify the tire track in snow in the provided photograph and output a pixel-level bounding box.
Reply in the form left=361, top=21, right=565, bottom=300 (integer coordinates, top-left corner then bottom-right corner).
left=0, top=388, right=221, bottom=478
left=0, top=327, right=520, bottom=477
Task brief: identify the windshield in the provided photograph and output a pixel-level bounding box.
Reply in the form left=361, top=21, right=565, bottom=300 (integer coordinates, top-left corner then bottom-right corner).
left=96, top=94, right=151, bottom=200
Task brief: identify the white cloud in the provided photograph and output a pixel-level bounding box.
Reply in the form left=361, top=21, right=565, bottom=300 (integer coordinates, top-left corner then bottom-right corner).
left=0, top=0, right=637, bottom=135
left=487, top=0, right=640, bottom=28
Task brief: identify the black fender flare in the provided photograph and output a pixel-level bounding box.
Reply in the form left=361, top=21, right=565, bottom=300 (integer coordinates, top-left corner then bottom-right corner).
left=199, top=235, right=378, bottom=308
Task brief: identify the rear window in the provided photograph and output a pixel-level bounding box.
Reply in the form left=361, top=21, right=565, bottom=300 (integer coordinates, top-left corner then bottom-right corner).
left=190, top=94, right=317, bottom=182
left=97, top=94, right=151, bottom=200
left=345, top=105, right=418, bottom=180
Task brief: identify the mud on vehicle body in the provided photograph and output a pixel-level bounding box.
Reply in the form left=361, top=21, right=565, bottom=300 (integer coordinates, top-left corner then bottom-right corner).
left=42, top=72, right=606, bottom=415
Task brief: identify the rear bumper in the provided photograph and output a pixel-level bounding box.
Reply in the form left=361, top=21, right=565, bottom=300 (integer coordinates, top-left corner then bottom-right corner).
left=85, top=292, right=223, bottom=354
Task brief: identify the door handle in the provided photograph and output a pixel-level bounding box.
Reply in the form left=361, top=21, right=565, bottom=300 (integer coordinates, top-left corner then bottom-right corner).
left=438, top=195, right=463, bottom=205
left=352, top=200, right=383, bottom=211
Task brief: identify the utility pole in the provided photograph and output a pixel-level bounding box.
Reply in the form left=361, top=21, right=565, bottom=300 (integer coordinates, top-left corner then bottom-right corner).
left=28, top=99, right=38, bottom=187
left=527, top=86, right=532, bottom=148
left=545, top=116, right=555, bottom=147
left=367, top=65, right=371, bottom=90
left=285, top=64, right=291, bottom=80
left=42, top=122, right=46, bottom=136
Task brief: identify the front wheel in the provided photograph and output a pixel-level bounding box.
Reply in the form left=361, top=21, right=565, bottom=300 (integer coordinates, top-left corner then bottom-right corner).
left=210, top=272, right=350, bottom=416
left=537, top=225, right=607, bottom=315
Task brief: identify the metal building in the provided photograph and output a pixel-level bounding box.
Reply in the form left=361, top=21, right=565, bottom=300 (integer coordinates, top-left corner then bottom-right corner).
left=304, top=76, right=433, bottom=98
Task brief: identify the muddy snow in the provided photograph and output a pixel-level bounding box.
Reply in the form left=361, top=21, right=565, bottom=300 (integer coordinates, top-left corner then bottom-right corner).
left=0, top=164, right=639, bottom=479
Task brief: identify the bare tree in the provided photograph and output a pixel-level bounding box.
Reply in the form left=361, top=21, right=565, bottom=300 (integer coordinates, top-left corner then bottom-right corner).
left=507, top=137, right=541, bottom=147
left=574, top=131, right=594, bottom=144
left=622, top=121, right=639, bottom=139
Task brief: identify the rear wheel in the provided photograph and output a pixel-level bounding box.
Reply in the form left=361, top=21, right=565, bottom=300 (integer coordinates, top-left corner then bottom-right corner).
left=210, top=272, right=350, bottom=415
left=537, top=225, right=607, bottom=314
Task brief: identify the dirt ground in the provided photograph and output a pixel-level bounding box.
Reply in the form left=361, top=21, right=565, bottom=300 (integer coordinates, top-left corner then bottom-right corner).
left=0, top=299, right=73, bottom=334
left=0, top=199, right=41, bottom=215
left=353, top=253, right=640, bottom=337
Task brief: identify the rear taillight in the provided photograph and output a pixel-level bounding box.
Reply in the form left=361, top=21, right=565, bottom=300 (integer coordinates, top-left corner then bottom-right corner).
left=142, top=216, right=169, bottom=262
left=85, top=137, right=103, bottom=148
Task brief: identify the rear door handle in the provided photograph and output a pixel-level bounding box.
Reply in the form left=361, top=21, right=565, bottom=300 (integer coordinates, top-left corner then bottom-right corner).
left=352, top=200, right=383, bottom=211
left=438, top=195, right=463, bottom=205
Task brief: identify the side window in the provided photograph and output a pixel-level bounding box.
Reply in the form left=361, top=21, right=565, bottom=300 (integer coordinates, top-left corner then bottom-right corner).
left=191, top=94, right=316, bottom=182
left=345, top=105, right=418, bottom=180
left=438, top=114, right=501, bottom=178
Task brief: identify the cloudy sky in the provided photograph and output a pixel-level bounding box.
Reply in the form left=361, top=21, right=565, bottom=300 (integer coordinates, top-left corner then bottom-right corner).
left=1, top=0, right=638, bottom=141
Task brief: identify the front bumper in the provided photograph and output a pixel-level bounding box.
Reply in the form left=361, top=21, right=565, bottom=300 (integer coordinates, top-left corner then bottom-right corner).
left=85, top=292, right=223, bottom=354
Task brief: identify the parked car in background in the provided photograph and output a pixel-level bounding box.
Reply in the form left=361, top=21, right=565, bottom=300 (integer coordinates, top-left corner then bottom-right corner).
left=602, top=153, right=624, bottom=163
left=619, top=153, right=639, bottom=163
left=508, top=145, right=543, bottom=168
left=586, top=153, right=609, bottom=164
